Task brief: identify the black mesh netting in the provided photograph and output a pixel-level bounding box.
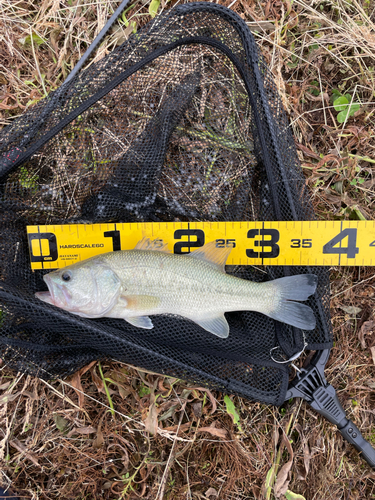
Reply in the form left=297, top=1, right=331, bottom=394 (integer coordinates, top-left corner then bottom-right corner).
left=0, top=3, right=332, bottom=406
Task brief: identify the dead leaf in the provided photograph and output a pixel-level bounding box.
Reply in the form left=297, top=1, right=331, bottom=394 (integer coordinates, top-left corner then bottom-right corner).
left=68, top=372, right=84, bottom=408
left=67, top=426, right=96, bottom=438
left=358, top=320, right=375, bottom=349
left=68, top=362, right=96, bottom=407
left=90, top=365, right=105, bottom=394
left=296, top=142, right=320, bottom=160
left=192, top=402, right=202, bottom=419
left=53, top=414, right=69, bottom=434
left=340, top=305, right=362, bottom=316
left=158, top=401, right=179, bottom=422
left=287, top=10, right=299, bottom=29
left=124, top=21, right=136, bottom=40
left=369, top=346, right=375, bottom=366
left=107, top=443, right=129, bottom=472
left=315, top=154, right=342, bottom=170
left=305, top=91, right=329, bottom=102
left=144, top=381, right=158, bottom=436
left=205, top=487, right=219, bottom=498
left=322, top=189, right=343, bottom=206
left=109, top=433, right=134, bottom=451
left=295, top=424, right=311, bottom=480
left=93, top=415, right=105, bottom=449
left=0, top=392, right=20, bottom=404
left=189, top=387, right=217, bottom=414
left=9, top=439, right=41, bottom=468
left=118, top=385, right=131, bottom=399
left=274, top=435, right=294, bottom=498
left=163, top=422, right=191, bottom=433
left=197, top=422, right=227, bottom=439
left=0, top=100, right=20, bottom=110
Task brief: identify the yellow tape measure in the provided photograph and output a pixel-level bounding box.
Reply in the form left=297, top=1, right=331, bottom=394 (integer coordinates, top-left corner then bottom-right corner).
left=27, top=221, right=375, bottom=270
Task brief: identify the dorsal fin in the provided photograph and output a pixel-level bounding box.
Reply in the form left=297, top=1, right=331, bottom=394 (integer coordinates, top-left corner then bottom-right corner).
left=189, top=241, right=232, bottom=271
left=134, top=237, right=170, bottom=253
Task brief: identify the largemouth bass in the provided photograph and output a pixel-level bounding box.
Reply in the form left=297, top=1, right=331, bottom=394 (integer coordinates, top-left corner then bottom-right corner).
left=36, top=239, right=317, bottom=338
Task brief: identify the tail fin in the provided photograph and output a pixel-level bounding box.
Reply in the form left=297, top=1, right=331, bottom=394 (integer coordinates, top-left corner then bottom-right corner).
left=268, top=274, right=318, bottom=330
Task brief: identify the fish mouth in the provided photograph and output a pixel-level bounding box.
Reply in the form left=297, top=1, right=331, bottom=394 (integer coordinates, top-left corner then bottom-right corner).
left=35, top=275, right=72, bottom=308
left=35, top=290, right=54, bottom=305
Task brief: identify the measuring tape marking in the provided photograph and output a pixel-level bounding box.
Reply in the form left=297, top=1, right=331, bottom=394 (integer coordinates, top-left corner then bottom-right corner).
left=26, top=221, right=375, bottom=269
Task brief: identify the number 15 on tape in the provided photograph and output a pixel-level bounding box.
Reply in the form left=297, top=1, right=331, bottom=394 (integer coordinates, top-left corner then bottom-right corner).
left=26, top=221, right=375, bottom=269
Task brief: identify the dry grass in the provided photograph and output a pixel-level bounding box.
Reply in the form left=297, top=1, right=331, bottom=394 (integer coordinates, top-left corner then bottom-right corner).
left=1, top=0, right=375, bottom=499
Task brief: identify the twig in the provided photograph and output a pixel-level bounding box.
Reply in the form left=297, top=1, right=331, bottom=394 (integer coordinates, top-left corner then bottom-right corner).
left=331, top=274, right=375, bottom=299
left=156, top=401, right=187, bottom=500
left=29, top=26, right=47, bottom=97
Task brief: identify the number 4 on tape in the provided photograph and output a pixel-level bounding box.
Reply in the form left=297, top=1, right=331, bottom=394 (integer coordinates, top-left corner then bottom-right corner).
left=323, top=228, right=359, bottom=259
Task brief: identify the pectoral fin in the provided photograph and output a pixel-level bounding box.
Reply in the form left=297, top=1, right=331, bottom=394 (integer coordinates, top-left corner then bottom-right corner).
left=120, top=294, right=160, bottom=310
left=125, top=316, right=154, bottom=329
left=191, top=314, right=229, bottom=338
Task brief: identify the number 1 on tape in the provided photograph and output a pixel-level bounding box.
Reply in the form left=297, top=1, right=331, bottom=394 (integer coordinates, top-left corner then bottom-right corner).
left=26, top=221, right=375, bottom=269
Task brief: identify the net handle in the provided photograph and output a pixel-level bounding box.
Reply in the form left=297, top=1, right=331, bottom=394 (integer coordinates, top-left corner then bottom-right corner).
left=65, top=0, right=132, bottom=83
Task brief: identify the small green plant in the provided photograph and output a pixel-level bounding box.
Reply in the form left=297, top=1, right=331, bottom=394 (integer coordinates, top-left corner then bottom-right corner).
left=308, top=80, right=320, bottom=96
left=53, top=413, right=69, bottom=434
left=19, top=166, right=38, bottom=192
left=332, top=91, right=361, bottom=123
left=149, top=0, right=160, bottom=18
left=138, top=384, right=151, bottom=397
left=223, top=394, right=243, bottom=432
left=308, top=42, right=319, bottom=55
left=120, top=9, right=137, bottom=35
left=350, top=177, right=365, bottom=186
left=98, top=362, right=115, bottom=416
left=284, top=492, right=306, bottom=500
left=18, top=32, right=46, bottom=47
left=287, top=42, right=299, bottom=68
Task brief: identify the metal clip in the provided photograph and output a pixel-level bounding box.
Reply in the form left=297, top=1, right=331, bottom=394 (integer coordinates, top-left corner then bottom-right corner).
left=270, top=334, right=307, bottom=364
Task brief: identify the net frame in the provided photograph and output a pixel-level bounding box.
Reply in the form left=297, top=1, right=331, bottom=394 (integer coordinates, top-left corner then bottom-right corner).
left=0, top=2, right=332, bottom=407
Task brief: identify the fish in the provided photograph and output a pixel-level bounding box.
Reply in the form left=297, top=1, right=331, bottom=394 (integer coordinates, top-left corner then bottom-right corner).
left=35, top=238, right=318, bottom=338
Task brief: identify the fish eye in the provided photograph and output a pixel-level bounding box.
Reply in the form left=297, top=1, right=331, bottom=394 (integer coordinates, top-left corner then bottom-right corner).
left=61, top=271, right=72, bottom=282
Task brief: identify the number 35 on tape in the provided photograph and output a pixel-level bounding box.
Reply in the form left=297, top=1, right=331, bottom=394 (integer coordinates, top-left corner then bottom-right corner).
left=26, top=221, right=375, bottom=270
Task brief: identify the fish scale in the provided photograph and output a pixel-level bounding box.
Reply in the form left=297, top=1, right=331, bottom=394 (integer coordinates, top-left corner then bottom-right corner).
left=104, top=250, right=272, bottom=313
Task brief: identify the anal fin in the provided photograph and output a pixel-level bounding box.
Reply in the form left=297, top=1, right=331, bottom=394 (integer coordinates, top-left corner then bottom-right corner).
left=125, top=316, right=154, bottom=329
left=191, top=314, right=229, bottom=338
